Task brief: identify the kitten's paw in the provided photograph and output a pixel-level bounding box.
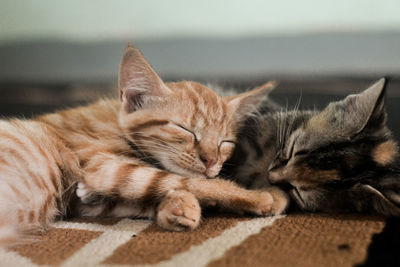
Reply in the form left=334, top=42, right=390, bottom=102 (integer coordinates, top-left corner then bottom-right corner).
left=76, top=182, right=105, bottom=205
left=247, top=188, right=289, bottom=216
left=246, top=191, right=274, bottom=215
left=76, top=182, right=91, bottom=203
left=267, top=187, right=290, bottom=215
left=157, top=190, right=201, bottom=232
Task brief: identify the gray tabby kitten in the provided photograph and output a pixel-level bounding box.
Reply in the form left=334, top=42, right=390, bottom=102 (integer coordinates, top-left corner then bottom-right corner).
left=222, top=78, right=400, bottom=216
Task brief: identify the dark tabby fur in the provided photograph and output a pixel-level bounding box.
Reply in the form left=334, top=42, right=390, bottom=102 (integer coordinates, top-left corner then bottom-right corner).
left=222, top=78, right=400, bottom=216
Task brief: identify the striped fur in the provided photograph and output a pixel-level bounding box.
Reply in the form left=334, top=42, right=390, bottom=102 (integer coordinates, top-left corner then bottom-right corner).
left=224, top=78, right=400, bottom=216
left=0, top=44, right=288, bottom=246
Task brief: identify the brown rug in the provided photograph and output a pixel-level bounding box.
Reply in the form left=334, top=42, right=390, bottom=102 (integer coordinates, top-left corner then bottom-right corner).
left=0, top=213, right=386, bottom=267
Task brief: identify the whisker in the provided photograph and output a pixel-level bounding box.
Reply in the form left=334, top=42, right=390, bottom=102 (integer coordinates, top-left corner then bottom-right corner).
left=133, top=145, right=180, bottom=155
left=135, top=141, right=181, bottom=153
left=286, top=92, right=302, bottom=140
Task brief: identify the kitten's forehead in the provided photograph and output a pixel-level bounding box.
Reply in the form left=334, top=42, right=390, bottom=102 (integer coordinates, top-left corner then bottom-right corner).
left=294, top=124, right=335, bottom=154
left=166, top=81, right=232, bottom=130
left=167, top=81, right=222, bottom=105
left=279, top=110, right=319, bottom=151
left=287, top=117, right=339, bottom=156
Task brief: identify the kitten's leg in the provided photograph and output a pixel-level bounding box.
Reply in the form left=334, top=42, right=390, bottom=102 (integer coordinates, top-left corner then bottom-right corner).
left=81, top=153, right=288, bottom=230
left=82, top=153, right=284, bottom=215
left=81, top=153, right=203, bottom=230
left=77, top=182, right=201, bottom=231
left=184, top=178, right=289, bottom=215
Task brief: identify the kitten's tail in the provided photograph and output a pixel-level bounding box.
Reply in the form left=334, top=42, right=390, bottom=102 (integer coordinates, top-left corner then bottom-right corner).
left=0, top=206, right=44, bottom=247
left=0, top=224, right=18, bottom=247
left=0, top=221, right=44, bottom=248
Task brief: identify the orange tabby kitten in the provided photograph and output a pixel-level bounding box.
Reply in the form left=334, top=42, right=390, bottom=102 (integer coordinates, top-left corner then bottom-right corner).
left=0, top=44, right=288, bottom=246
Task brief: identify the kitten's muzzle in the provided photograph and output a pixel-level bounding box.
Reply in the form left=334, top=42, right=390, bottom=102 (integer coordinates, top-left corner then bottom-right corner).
left=202, top=157, right=217, bottom=169
left=268, top=157, right=291, bottom=183
left=268, top=171, right=281, bottom=183
left=268, top=163, right=294, bottom=191
left=268, top=168, right=289, bottom=184
left=268, top=158, right=289, bottom=172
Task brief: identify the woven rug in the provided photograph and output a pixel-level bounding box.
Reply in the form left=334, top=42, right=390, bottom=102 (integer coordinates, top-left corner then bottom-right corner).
left=0, top=213, right=394, bottom=267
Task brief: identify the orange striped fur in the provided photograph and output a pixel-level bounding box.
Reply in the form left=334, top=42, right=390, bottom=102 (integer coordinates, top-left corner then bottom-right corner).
left=0, top=44, right=287, bottom=245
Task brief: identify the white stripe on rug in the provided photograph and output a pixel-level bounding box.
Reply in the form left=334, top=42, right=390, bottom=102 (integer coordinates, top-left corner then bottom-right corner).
left=149, top=215, right=284, bottom=267
left=0, top=249, right=39, bottom=267
left=61, top=218, right=152, bottom=267
left=52, top=221, right=114, bottom=232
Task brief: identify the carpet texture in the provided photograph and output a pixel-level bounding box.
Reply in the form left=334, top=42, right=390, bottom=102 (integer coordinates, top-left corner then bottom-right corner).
left=0, top=213, right=387, bottom=267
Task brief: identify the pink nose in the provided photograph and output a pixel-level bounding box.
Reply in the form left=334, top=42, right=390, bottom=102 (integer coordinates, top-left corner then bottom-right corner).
left=268, top=171, right=285, bottom=184
left=201, top=157, right=217, bottom=169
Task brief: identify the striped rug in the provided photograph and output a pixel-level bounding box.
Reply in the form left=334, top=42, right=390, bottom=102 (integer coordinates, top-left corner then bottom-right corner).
left=0, top=213, right=390, bottom=267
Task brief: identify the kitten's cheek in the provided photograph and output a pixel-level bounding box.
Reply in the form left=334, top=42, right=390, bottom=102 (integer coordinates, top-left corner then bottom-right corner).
left=220, top=150, right=234, bottom=163
left=219, top=143, right=235, bottom=160
left=219, top=155, right=229, bottom=164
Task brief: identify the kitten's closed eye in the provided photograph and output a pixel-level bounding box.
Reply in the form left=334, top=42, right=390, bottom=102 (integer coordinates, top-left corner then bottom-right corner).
left=288, top=139, right=309, bottom=158
left=175, top=124, right=198, bottom=141
left=294, top=150, right=309, bottom=156
left=167, top=124, right=198, bottom=144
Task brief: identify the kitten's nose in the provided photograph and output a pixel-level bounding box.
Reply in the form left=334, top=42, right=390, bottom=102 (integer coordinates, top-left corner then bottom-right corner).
left=268, top=171, right=281, bottom=183
left=268, top=158, right=288, bottom=172
left=268, top=170, right=287, bottom=184
left=200, top=156, right=217, bottom=169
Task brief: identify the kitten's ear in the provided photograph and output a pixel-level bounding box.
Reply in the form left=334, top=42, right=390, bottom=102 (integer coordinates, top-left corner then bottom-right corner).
left=227, top=81, right=277, bottom=121
left=119, top=43, right=171, bottom=113
left=315, top=78, right=387, bottom=137
left=353, top=180, right=400, bottom=216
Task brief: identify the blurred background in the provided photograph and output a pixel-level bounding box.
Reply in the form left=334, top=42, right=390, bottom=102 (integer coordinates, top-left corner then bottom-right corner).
left=1, top=0, right=400, bottom=136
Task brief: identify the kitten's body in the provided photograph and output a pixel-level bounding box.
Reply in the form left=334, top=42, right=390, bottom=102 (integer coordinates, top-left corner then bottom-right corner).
left=224, top=79, right=400, bottom=216
left=0, top=45, right=288, bottom=246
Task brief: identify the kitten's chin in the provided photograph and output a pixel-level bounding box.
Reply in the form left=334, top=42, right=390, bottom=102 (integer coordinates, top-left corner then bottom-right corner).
left=205, top=166, right=222, bottom=178
left=290, top=188, right=319, bottom=212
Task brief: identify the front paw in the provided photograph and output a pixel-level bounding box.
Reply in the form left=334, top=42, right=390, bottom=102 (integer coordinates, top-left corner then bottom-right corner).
left=76, top=182, right=105, bottom=205
left=157, top=190, right=201, bottom=231
left=267, top=187, right=290, bottom=215
left=246, top=188, right=289, bottom=216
